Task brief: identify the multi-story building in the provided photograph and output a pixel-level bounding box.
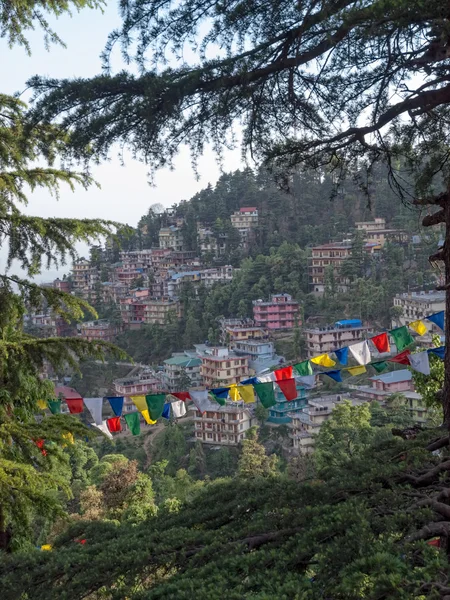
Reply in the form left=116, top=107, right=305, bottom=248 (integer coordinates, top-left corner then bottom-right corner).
left=305, top=319, right=372, bottom=357
left=30, top=313, right=76, bottom=338
left=115, top=260, right=147, bottom=288
left=199, top=265, right=234, bottom=287
left=198, top=227, right=227, bottom=258
left=234, top=339, right=283, bottom=374
left=230, top=207, right=259, bottom=245
left=392, top=291, right=445, bottom=333
left=163, top=352, right=202, bottom=391
left=143, top=298, right=181, bottom=324
left=114, top=369, right=160, bottom=412
left=120, top=289, right=152, bottom=329
left=220, top=318, right=268, bottom=346
left=193, top=402, right=254, bottom=445
left=53, top=278, right=71, bottom=293
left=79, top=319, right=121, bottom=342
left=72, top=259, right=99, bottom=299
left=268, top=380, right=309, bottom=424
left=355, top=218, right=407, bottom=246
left=309, top=241, right=379, bottom=293
left=159, top=226, right=184, bottom=251
left=252, top=294, right=300, bottom=330
left=166, top=271, right=201, bottom=298
left=196, top=345, right=250, bottom=388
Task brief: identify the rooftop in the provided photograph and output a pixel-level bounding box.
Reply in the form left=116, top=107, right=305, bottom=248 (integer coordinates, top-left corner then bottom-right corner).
left=164, top=356, right=202, bottom=367
left=54, top=386, right=82, bottom=400
left=370, top=369, right=412, bottom=384
left=238, top=207, right=257, bottom=213
left=395, top=291, right=446, bottom=303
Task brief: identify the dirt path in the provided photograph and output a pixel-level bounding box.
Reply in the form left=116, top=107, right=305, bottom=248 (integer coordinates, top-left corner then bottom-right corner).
left=142, top=423, right=165, bottom=468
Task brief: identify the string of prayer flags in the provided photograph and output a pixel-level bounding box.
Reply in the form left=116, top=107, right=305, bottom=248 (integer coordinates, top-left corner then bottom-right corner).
left=171, top=392, right=191, bottom=402
left=427, top=311, right=445, bottom=331
left=47, top=399, right=61, bottom=414
left=253, top=382, right=276, bottom=408
left=171, top=400, right=187, bottom=418
left=409, top=351, right=431, bottom=375
left=275, top=366, right=293, bottom=381
left=131, top=395, right=148, bottom=412
left=141, top=410, right=157, bottom=425
left=107, top=416, right=122, bottom=433
left=66, top=398, right=84, bottom=414
left=334, top=347, right=349, bottom=366
left=277, top=378, right=297, bottom=401
left=371, top=332, right=390, bottom=353
left=390, top=326, right=414, bottom=352
left=323, top=370, right=342, bottom=383
left=371, top=361, right=388, bottom=373
left=189, top=389, right=217, bottom=413
left=409, top=320, right=428, bottom=336
left=37, top=399, right=48, bottom=410
left=346, top=365, right=367, bottom=377
left=162, top=403, right=171, bottom=419
left=92, top=420, right=113, bottom=439
left=83, top=397, right=103, bottom=425
left=348, top=341, right=371, bottom=365
left=146, top=394, right=166, bottom=420
left=388, top=349, right=411, bottom=365
left=124, top=412, right=141, bottom=436
left=428, top=346, right=445, bottom=360
left=310, top=354, right=336, bottom=368
left=228, top=384, right=241, bottom=401
left=237, top=385, right=255, bottom=404
left=107, top=396, right=124, bottom=417
left=211, top=387, right=229, bottom=406
left=294, top=361, right=313, bottom=376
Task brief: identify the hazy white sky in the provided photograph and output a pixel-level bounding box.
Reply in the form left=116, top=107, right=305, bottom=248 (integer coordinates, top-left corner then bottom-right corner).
left=1, top=3, right=243, bottom=276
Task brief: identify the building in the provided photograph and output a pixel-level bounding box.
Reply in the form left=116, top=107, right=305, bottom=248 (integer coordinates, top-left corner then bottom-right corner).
left=163, top=352, right=202, bottom=391
left=198, top=226, right=227, bottom=258
left=113, top=369, right=160, bottom=410
left=220, top=317, right=268, bottom=346
left=143, top=298, right=181, bottom=324
left=196, top=345, right=250, bottom=388
left=267, top=381, right=309, bottom=424
left=230, top=207, right=259, bottom=245
left=193, top=402, right=254, bottom=445
left=159, top=226, right=184, bottom=251
left=392, top=291, right=445, bottom=333
left=234, top=339, right=283, bottom=374
left=29, top=313, right=76, bottom=338
left=355, top=218, right=407, bottom=246
left=79, top=319, right=121, bottom=342
left=305, top=319, right=372, bottom=357
left=199, top=265, right=234, bottom=287
left=166, top=271, right=201, bottom=298
left=72, top=259, right=100, bottom=300
left=53, top=278, right=71, bottom=293
left=309, top=241, right=379, bottom=293
left=252, top=294, right=300, bottom=331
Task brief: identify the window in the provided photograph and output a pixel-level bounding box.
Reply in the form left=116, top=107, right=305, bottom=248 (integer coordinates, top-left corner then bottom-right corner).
left=239, top=424, right=243, bottom=430
left=207, top=433, right=212, bottom=439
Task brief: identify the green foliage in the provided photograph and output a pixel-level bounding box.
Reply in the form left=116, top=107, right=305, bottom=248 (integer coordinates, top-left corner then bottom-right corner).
left=412, top=335, right=445, bottom=411
left=237, top=427, right=278, bottom=479
left=151, top=424, right=188, bottom=476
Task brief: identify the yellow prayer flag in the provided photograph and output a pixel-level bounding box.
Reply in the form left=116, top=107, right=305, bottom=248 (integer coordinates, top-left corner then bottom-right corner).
left=37, top=399, right=48, bottom=410
left=131, top=395, right=147, bottom=412
left=141, top=409, right=157, bottom=425
left=346, top=365, right=367, bottom=377
left=229, top=384, right=241, bottom=401
left=41, top=544, right=52, bottom=551
left=62, top=432, right=74, bottom=446
left=310, top=354, right=336, bottom=368
left=409, top=320, right=428, bottom=336
left=237, top=385, right=255, bottom=404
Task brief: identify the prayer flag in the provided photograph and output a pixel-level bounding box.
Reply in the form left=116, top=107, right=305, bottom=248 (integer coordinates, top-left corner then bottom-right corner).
left=41, top=545, right=52, bottom=551
left=348, top=341, right=371, bottom=365
left=371, top=332, right=390, bottom=353
left=253, top=382, right=276, bottom=408
left=427, top=311, right=445, bottom=331
left=346, top=365, right=367, bottom=376
left=66, top=398, right=84, bottom=414
left=258, top=372, right=277, bottom=383
left=62, top=432, right=74, bottom=445
left=295, top=375, right=316, bottom=388
left=228, top=384, right=241, bottom=401
left=146, top=394, right=166, bottom=421
left=107, top=416, right=122, bottom=433
left=47, top=399, right=61, bottom=414
left=131, top=395, right=148, bottom=412
left=37, top=399, right=48, bottom=410
left=83, top=397, right=103, bottom=425
left=323, top=370, right=342, bottom=383
left=294, top=361, right=313, bottom=376
left=141, top=410, right=157, bottom=425
left=162, top=403, right=171, bottom=419
left=334, top=347, right=349, bottom=366
left=274, top=366, right=293, bottom=381
left=124, top=412, right=141, bottom=436
left=35, top=439, right=47, bottom=456
left=310, top=354, right=336, bottom=368
left=107, top=396, right=124, bottom=417
left=409, top=320, right=428, bottom=336
left=428, top=346, right=445, bottom=360
left=211, top=387, right=229, bottom=399
left=237, top=385, right=255, bottom=404
left=371, top=361, right=388, bottom=373
left=277, top=378, right=297, bottom=401
left=409, top=351, right=431, bottom=375
left=240, top=377, right=259, bottom=385
left=171, top=400, right=187, bottom=418
left=92, top=420, right=113, bottom=439
left=210, top=392, right=226, bottom=406
left=189, top=389, right=217, bottom=413
left=171, top=392, right=191, bottom=401
left=390, top=326, right=414, bottom=352
left=388, top=349, right=411, bottom=365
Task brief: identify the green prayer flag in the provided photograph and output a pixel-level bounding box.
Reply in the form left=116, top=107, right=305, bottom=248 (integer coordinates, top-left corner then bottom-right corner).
left=371, top=361, right=387, bottom=373
left=124, top=412, right=141, bottom=436
left=253, top=382, right=276, bottom=409
left=145, top=394, right=166, bottom=421
left=294, top=361, right=313, bottom=376
left=389, top=326, right=414, bottom=352
left=209, top=393, right=226, bottom=406
left=47, top=399, right=61, bottom=414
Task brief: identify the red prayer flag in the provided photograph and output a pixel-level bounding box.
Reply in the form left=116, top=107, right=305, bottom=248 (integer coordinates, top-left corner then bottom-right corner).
left=66, top=398, right=84, bottom=414
left=35, top=439, right=47, bottom=456
left=107, top=416, right=122, bottom=433
left=171, top=392, right=191, bottom=401
left=388, top=349, right=411, bottom=365
left=274, top=366, right=293, bottom=381
left=371, top=332, right=390, bottom=353
left=277, top=378, right=297, bottom=401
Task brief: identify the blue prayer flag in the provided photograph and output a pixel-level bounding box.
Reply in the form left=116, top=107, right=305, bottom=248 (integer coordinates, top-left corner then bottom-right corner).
left=211, top=387, right=229, bottom=399
left=323, top=370, right=342, bottom=383
left=334, top=347, right=349, bottom=366
left=428, top=346, right=445, bottom=360
left=240, top=377, right=259, bottom=385
left=107, top=396, right=124, bottom=417
left=427, top=311, right=445, bottom=331
left=162, top=403, right=171, bottom=419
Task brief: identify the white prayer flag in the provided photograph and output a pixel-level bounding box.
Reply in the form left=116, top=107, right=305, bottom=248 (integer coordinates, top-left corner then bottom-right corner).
left=348, top=341, right=371, bottom=365
left=189, top=389, right=217, bottom=414
left=294, top=375, right=316, bottom=388
left=171, top=400, right=187, bottom=418
left=92, top=420, right=113, bottom=439
left=409, top=351, right=431, bottom=375
left=258, top=372, right=276, bottom=383
left=83, top=397, right=103, bottom=425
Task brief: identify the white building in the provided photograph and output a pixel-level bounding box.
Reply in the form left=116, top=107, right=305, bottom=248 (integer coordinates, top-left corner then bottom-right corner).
left=230, top=207, right=259, bottom=244
left=192, top=402, right=254, bottom=445
left=392, top=291, right=445, bottom=333
left=159, top=226, right=184, bottom=251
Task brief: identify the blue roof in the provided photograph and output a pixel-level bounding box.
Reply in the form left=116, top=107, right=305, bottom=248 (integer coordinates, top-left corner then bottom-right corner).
left=370, top=369, right=412, bottom=384
left=171, top=271, right=200, bottom=280
left=335, top=319, right=362, bottom=327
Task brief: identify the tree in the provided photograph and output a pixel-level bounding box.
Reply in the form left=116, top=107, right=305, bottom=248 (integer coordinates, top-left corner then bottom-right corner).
left=237, top=427, right=278, bottom=479
left=188, top=440, right=207, bottom=479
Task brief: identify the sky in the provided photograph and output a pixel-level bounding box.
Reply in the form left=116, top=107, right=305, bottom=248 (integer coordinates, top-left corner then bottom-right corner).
left=1, top=3, right=243, bottom=277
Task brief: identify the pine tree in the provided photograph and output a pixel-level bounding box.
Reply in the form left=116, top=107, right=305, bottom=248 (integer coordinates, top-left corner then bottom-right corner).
left=237, top=427, right=278, bottom=479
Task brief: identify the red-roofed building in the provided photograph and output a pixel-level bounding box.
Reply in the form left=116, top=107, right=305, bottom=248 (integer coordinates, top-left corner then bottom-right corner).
left=54, top=386, right=82, bottom=400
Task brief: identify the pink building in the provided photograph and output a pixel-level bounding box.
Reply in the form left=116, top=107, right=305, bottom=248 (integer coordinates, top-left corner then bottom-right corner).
left=79, top=319, right=121, bottom=342
left=252, top=294, right=300, bottom=330
left=352, top=369, right=415, bottom=402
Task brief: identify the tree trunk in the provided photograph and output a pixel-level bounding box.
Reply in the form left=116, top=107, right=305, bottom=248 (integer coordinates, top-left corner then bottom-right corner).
left=444, top=192, right=450, bottom=430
